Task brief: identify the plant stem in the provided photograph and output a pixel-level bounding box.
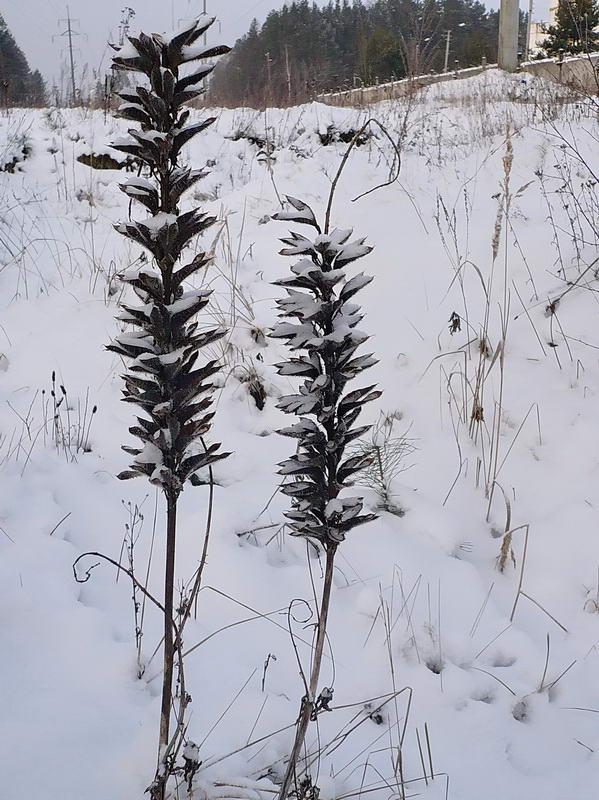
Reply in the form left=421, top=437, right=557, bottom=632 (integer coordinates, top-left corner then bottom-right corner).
left=159, top=495, right=178, bottom=778
left=278, top=544, right=337, bottom=800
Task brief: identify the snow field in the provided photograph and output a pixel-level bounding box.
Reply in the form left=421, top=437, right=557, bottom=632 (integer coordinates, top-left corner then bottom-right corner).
left=1, top=69, right=599, bottom=799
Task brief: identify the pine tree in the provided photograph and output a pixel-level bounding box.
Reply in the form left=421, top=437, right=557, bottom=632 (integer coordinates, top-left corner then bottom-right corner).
left=107, top=17, right=230, bottom=800
left=0, top=14, right=36, bottom=104
left=271, top=197, right=379, bottom=798
left=542, top=0, right=599, bottom=55
left=359, top=26, right=403, bottom=83
left=210, top=0, right=503, bottom=106
left=27, top=70, right=46, bottom=106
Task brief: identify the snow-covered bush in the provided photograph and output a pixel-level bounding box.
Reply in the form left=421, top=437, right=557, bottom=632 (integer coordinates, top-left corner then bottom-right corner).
left=106, top=16, right=230, bottom=800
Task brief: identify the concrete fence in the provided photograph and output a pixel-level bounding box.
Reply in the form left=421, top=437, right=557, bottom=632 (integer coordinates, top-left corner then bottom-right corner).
left=524, top=53, right=599, bottom=93
left=317, top=53, right=599, bottom=107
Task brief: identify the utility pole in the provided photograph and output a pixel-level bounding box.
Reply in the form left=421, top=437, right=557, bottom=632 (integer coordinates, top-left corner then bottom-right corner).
left=284, top=44, right=292, bottom=104
left=265, top=51, right=273, bottom=101
left=182, top=2, right=209, bottom=43
left=56, top=6, right=80, bottom=106
left=107, top=8, right=135, bottom=117
left=443, top=23, right=467, bottom=73
left=525, top=0, right=534, bottom=60
left=119, top=7, right=135, bottom=47
left=179, top=2, right=219, bottom=77
left=498, top=0, right=520, bottom=72
left=443, top=30, right=451, bottom=73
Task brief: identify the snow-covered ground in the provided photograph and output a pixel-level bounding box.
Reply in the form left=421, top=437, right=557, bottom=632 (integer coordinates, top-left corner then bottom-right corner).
left=1, top=70, right=599, bottom=800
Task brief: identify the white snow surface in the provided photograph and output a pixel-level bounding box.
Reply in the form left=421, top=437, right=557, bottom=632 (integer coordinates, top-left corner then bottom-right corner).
left=1, top=70, right=599, bottom=800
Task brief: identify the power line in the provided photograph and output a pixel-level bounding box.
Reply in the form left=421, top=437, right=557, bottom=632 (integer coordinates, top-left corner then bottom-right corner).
left=231, top=0, right=271, bottom=27
left=119, top=7, right=135, bottom=47
left=54, top=5, right=81, bottom=105
left=178, top=2, right=213, bottom=45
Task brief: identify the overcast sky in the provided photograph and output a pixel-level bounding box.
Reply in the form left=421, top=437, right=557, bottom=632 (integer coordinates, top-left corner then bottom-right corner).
left=4, top=0, right=550, bottom=88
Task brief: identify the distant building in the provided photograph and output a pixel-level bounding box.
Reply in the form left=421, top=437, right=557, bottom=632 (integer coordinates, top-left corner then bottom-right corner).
left=528, top=4, right=557, bottom=56
left=528, top=3, right=599, bottom=57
